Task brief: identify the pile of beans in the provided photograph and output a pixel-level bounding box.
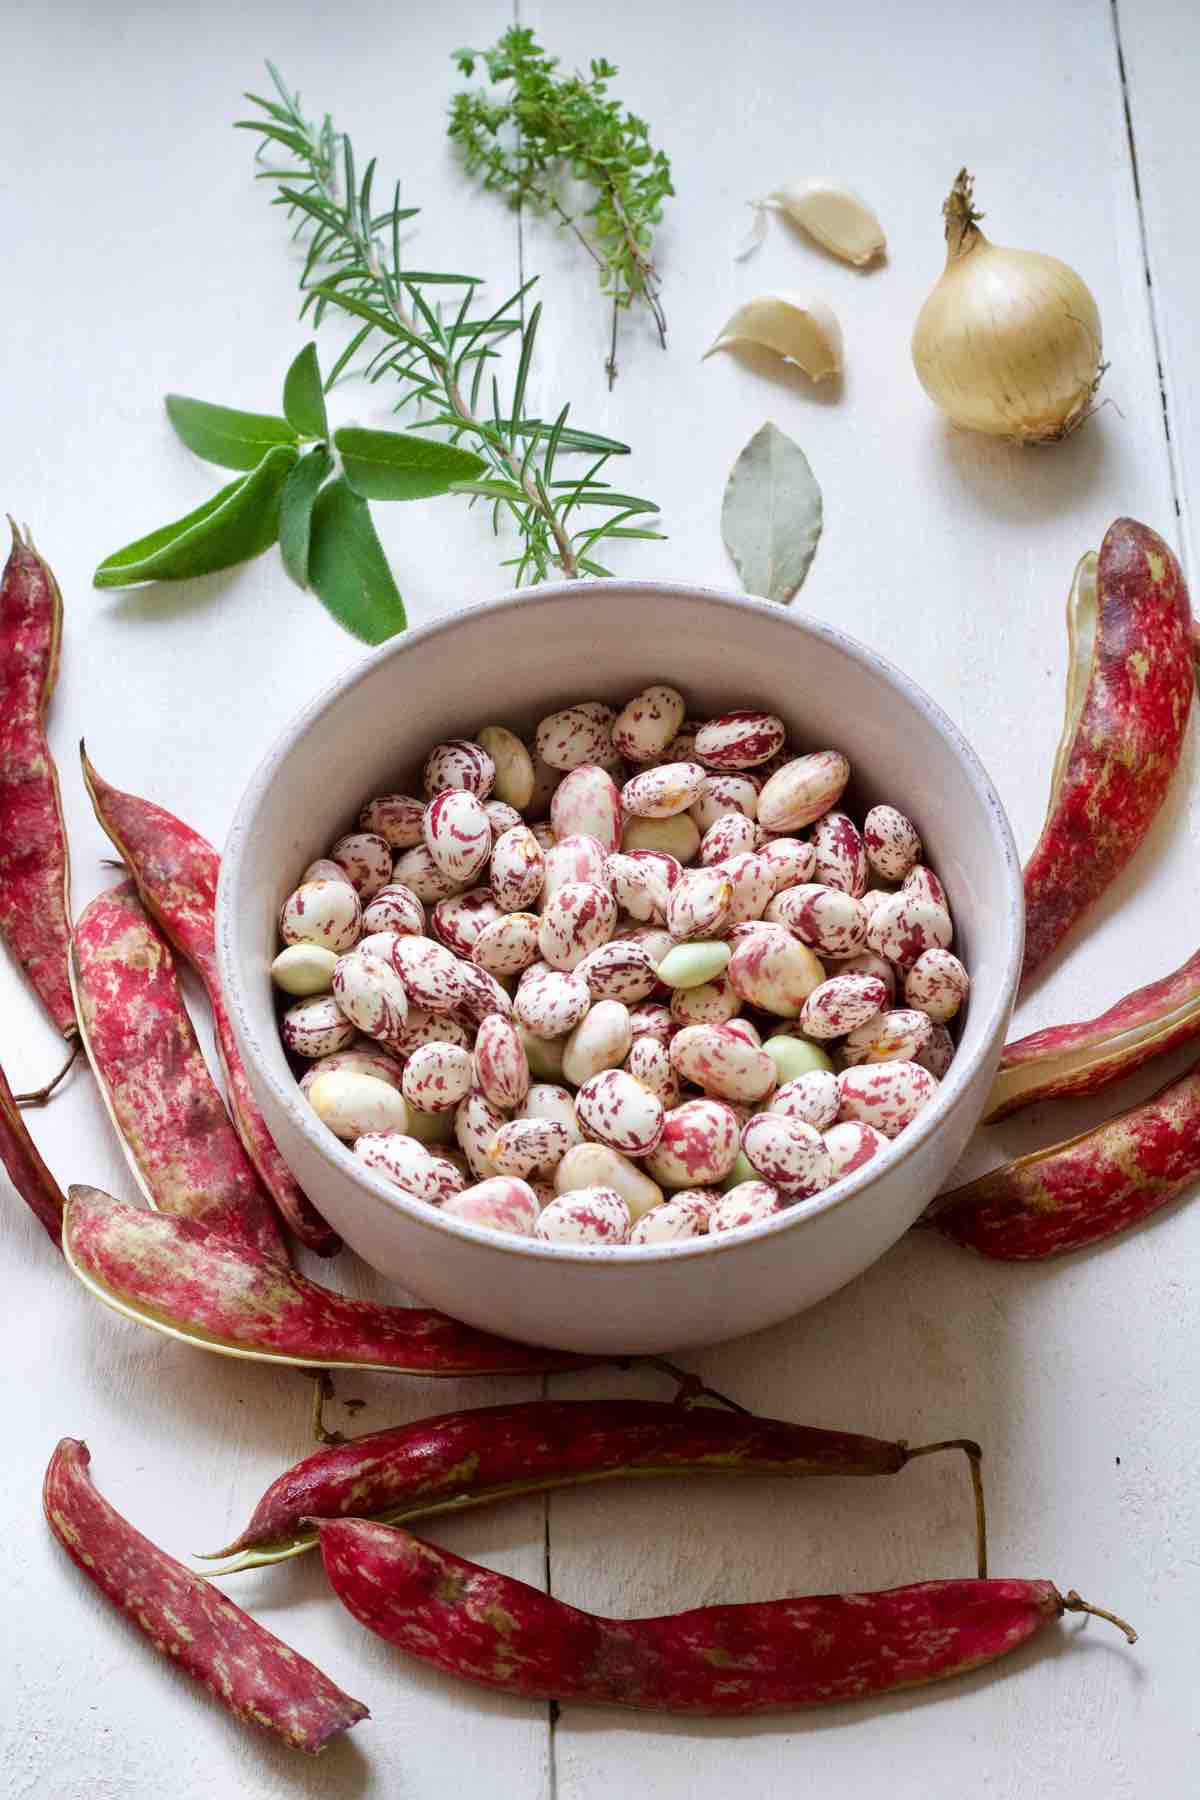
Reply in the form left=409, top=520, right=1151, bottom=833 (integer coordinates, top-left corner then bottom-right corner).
left=271, top=687, right=969, bottom=1248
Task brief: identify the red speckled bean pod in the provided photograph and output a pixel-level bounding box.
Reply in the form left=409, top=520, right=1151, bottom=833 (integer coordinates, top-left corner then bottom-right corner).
left=0, top=1053, right=65, bottom=1246
left=80, top=749, right=338, bottom=1254
left=986, top=946, right=1200, bottom=1121
left=926, top=1056, right=1200, bottom=1259
left=317, top=1520, right=1133, bottom=1714
left=205, top=1398, right=981, bottom=1570
left=0, top=522, right=74, bottom=1035
left=44, top=1439, right=367, bottom=1754
left=62, top=1185, right=590, bottom=1377
left=1022, top=518, right=1193, bottom=986
left=70, top=881, right=284, bottom=1259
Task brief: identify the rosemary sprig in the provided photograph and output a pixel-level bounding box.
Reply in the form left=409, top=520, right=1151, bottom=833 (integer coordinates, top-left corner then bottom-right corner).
left=449, top=27, right=673, bottom=384
left=239, top=65, right=663, bottom=585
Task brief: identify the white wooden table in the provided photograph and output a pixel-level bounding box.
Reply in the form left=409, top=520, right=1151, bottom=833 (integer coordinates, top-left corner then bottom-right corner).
left=3, top=2, right=1198, bottom=1793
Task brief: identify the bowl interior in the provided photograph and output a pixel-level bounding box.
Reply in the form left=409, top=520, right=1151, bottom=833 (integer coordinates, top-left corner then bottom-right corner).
left=218, top=581, right=1021, bottom=1262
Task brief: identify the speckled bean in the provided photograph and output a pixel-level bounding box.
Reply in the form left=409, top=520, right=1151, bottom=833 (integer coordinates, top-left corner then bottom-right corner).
left=757, top=751, right=850, bottom=832
left=621, top=762, right=706, bottom=820
left=441, top=1176, right=539, bottom=1235
left=485, top=800, right=524, bottom=838
left=836, top=950, right=897, bottom=1003
left=487, top=825, right=544, bottom=913
left=359, top=794, right=425, bottom=849
left=397, top=1007, right=472, bottom=1055
left=665, top=867, right=733, bottom=942
left=476, top=725, right=535, bottom=810
left=332, top=949, right=410, bottom=1042
left=709, top=1181, right=783, bottom=1232
left=454, top=1090, right=512, bottom=1178
left=279, top=880, right=362, bottom=953
left=271, top=943, right=338, bottom=996
left=625, top=1002, right=676, bottom=1046
left=550, top=766, right=622, bottom=852
left=560, top=1001, right=632, bottom=1087
left=766, top=884, right=868, bottom=958
left=866, top=893, right=953, bottom=969
left=302, top=857, right=352, bottom=886
left=575, top=939, right=658, bottom=1005
left=905, top=949, right=969, bottom=1023
left=391, top=936, right=466, bottom=1013
left=810, top=812, right=868, bottom=898
left=401, top=1042, right=475, bottom=1113
left=669, top=1024, right=777, bottom=1104
left=514, top=966, right=592, bottom=1038
left=542, top=833, right=611, bottom=901
left=629, top=1192, right=712, bottom=1243
left=354, top=1131, right=465, bottom=1203
left=534, top=1187, right=630, bottom=1245
left=488, top=1117, right=572, bottom=1179
left=863, top=805, right=922, bottom=882
left=800, top=972, right=889, bottom=1040
left=308, top=1070, right=409, bottom=1140
left=624, top=1036, right=680, bottom=1107
left=575, top=1068, right=665, bottom=1156
left=554, top=1141, right=664, bottom=1222
left=727, top=930, right=825, bottom=1018
left=644, top=1098, right=740, bottom=1188
left=535, top=706, right=612, bottom=772
left=669, top=969, right=741, bottom=1025
left=741, top=1114, right=832, bottom=1198
left=361, top=884, right=426, bottom=937
left=470, top=1013, right=530, bottom=1110
left=757, top=836, right=818, bottom=894
left=454, top=961, right=514, bottom=1025
left=281, top=994, right=356, bottom=1059
left=521, top=1083, right=584, bottom=1149
left=699, top=813, right=758, bottom=864
left=903, top=864, right=949, bottom=911
left=690, top=774, right=759, bottom=834
left=329, top=832, right=394, bottom=901
left=916, top=1024, right=955, bottom=1079
left=538, top=881, right=618, bottom=972
left=422, top=789, right=492, bottom=885
left=718, top=851, right=775, bottom=924
left=694, top=711, right=786, bottom=771
left=390, top=844, right=464, bottom=904
left=768, top=1070, right=841, bottom=1129
left=836, top=1060, right=939, bottom=1137
left=423, top=739, right=495, bottom=799
left=842, top=1009, right=935, bottom=1067
left=299, top=1047, right=405, bottom=1096
left=472, top=912, right=541, bottom=977
left=611, top=685, right=686, bottom=763
left=822, top=1120, right=888, bottom=1179
left=432, top=887, right=504, bottom=958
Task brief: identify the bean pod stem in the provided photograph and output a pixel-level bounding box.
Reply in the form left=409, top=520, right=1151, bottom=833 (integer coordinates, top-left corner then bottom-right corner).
left=316, top=1519, right=1132, bottom=1715
left=80, top=749, right=339, bottom=1253
left=0, top=1052, right=65, bottom=1246
left=44, top=1439, right=368, bottom=1754
left=201, top=1398, right=986, bottom=1576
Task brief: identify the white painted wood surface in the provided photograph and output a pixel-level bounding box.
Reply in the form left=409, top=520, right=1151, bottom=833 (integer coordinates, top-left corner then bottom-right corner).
left=1, top=1, right=1196, bottom=1793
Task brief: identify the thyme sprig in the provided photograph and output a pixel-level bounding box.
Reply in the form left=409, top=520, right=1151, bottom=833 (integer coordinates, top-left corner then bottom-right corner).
left=449, top=27, right=673, bottom=384
left=239, top=65, right=662, bottom=585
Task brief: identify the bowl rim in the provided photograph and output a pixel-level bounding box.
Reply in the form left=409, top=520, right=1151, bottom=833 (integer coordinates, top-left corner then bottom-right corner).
left=217, top=577, right=1024, bottom=1269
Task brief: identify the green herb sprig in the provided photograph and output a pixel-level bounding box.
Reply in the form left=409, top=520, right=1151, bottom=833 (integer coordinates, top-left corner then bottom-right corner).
left=239, top=64, right=663, bottom=585
left=449, top=27, right=673, bottom=384
left=93, top=343, right=486, bottom=642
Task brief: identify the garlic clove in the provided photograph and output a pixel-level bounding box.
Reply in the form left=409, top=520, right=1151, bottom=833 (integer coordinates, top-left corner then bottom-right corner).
left=703, top=294, right=843, bottom=382
left=732, top=203, right=768, bottom=261
left=768, top=181, right=886, bottom=267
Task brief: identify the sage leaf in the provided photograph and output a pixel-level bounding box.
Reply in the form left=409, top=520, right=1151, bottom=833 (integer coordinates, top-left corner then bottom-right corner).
left=307, top=475, right=406, bottom=643
left=279, top=444, right=333, bottom=589
left=282, top=341, right=328, bottom=440
left=165, top=394, right=299, bottom=470
left=334, top=426, right=487, bottom=501
left=93, top=444, right=299, bottom=588
left=721, top=421, right=822, bottom=604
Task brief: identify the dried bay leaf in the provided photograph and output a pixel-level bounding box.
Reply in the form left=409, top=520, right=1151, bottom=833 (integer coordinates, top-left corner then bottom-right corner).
left=721, top=421, right=822, bottom=604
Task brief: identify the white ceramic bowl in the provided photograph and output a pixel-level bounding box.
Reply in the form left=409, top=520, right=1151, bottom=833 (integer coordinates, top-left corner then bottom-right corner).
left=217, top=581, right=1022, bottom=1355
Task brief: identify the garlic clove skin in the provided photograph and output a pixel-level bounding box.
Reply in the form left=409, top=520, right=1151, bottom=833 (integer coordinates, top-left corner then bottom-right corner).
left=768, top=182, right=886, bottom=266
left=703, top=294, right=843, bottom=382
left=733, top=202, right=769, bottom=261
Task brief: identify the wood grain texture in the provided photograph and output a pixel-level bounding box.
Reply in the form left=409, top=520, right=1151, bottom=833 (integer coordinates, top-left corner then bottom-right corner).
left=0, top=0, right=1197, bottom=1794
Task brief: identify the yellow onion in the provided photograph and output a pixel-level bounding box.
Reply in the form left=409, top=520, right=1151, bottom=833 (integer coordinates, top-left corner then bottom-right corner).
left=911, top=170, right=1103, bottom=443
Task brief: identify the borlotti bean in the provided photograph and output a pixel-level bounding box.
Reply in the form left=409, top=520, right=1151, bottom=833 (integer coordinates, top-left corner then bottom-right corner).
left=355, top=1132, right=465, bottom=1203
left=277, top=683, right=969, bottom=1249
left=359, top=793, right=425, bottom=848
left=280, top=880, right=362, bottom=953
left=331, top=832, right=394, bottom=899
left=534, top=1187, right=631, bottom=1245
